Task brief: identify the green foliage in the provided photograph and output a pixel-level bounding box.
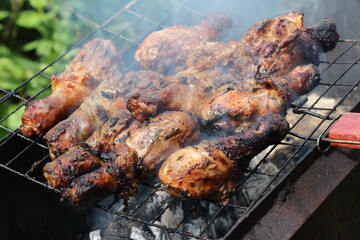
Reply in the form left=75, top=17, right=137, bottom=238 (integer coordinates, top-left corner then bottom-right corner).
left=0, top=0, right=84, bottom=136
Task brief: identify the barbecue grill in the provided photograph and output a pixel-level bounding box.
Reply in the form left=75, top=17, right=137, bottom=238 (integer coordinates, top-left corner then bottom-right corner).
left=1, top=0, right=360, bottom=239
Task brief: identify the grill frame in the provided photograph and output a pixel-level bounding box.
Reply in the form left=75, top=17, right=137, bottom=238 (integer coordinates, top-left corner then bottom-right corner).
left=1, top=1, right=360, bottom=239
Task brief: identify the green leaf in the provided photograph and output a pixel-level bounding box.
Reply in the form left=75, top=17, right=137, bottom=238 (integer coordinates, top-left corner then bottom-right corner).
left=1, top=103, right=24, bottom=131
left=0, top=76, right=19, bottom=89
left=22, top=40, right=41, bottom=52
left=29, top=0, right=48, bottom=10
left=0, top=10, right=10, bottom=20
left=0, top=58, right=25, bottom=81
left=0, top=45, right=11, bottom=56
left=16, top=10, right=44, bottom=29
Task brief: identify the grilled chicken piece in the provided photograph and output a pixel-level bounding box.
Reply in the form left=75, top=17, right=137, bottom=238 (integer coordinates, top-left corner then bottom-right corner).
left=44, top=70, right=164, bottom=159
left=200, top=64, right=319, bottom=131
left=43, top=110, right=137, bottom=188
left=159, top=114, right=289, bottom=201
left=59, top=111, right=200, bottom=206
left=127, top=64, right=319, bottom=131
left=233, top=12, right=339, bottom=78
left=135, top=12, right=232, bottom=73
left=20, top=38, right=122, bottom=137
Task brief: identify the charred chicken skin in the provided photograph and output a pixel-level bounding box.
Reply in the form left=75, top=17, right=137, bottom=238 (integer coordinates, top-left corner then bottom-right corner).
left=44, top=111, right=200, bottom=206
left=44, top=110, right=137, bottom=188
left=128, top=64, right=319, bottom=132
left=127, top=12, right=335, bottom=129
left=44, top=70, right=164, bottom=159
left=38, top=12, right=339, bottom=205
left=128, top=12, right=337, bottom=200
left=233, top=12, right=339, bottom=78
left=135, top=12, right=233, bottom=73
left=159, top=114, right=289, bottom=201
left=20, top=38, right=122, bottom=137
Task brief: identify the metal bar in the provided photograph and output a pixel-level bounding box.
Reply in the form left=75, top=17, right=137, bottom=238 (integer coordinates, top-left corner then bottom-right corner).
left=231, top=78, right=360, bottom=234
left=110, top=0, right=169, bottom=43
left=169, top=0, right=205, bottom=17
left=322, top=137, right=360, bottom=145
left=5, top=141, right=38, bottom=167
left=0, top=128, right=21, bottom=148
left=173, top=200, right=201, bottom=230
left=118, top=0, right=199, bottom=55
left=279, top=142, right=302, bottom=147
left=0, top=88, right=27, bottom=102
left=0, top=83, right=51, bottom=125
left=0, top=126, right=47, bottom=149
left=319, top=82, right=357, bottom=87
left=221, top=203, right=248, bottom=211
left=289, top=104, right=334, bottom=111
left=125, top=8, right=166, bottom=29
left=320, top=41, right=357, bottom=74
left=151, top=197, right=177, bottom=223
left=128, top=187, right=160, bottom=217
left=287, top=55, right=360, bottom=137
left=24, top=154, right=49, bottom=176
left=65, top=8, right=133, bottom=43
left=288, top=131, right=317, bottom=141
left=200, top=205, right=225, bottom=236
left=0, top=163, right=60, bottom=193
left=320, top=61, right=360, bottom=65
left=293, top=109, right=334, bottom=120
left=245, top=169, right=275, bottom=177
left=338, top=39, right=360, bottom=42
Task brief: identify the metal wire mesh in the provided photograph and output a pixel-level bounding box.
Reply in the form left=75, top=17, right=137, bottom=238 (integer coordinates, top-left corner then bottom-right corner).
left=0, top=0, right=359, bottom=239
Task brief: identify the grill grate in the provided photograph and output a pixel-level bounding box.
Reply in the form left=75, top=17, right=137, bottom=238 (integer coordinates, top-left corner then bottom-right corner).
left=1, top=0, right=360, bottom=239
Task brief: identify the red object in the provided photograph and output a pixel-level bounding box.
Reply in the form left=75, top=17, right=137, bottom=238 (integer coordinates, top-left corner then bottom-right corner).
left=329, top=112, right=360, bottom=149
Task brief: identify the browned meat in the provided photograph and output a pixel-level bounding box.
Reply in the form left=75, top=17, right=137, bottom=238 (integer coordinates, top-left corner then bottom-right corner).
left=20, top=38, right=122, bottom=137
left=43, top=110, right=137, bottom=188
left=44, top=70, right=164, bottom=159
left=200, top=64, right=319, bottom=131
left=127, top=67, right=233, bottom=122
left=127, top=64, right=319, bottom=132
left=233, top=12, right=339, bottom=78
left=135, top=12, right=232, bottom=73
left=59, top=111, right=200, bottom=206
left=128, top=12, right=337, bottom=131
left=176, top=41, right=237, bottom=72
left=42, top=12, right=339, bottom=206
left=159, top=114, right=289, bottom=201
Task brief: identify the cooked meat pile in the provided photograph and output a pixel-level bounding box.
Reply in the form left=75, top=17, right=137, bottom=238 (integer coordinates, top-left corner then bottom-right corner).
left=21, top=38, right=122, bottom=137
left=44, top=70, right=164, bottom=159
left=45, top=111, right=200, bottom=206
left=20, top=12, right=339, bottom=206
